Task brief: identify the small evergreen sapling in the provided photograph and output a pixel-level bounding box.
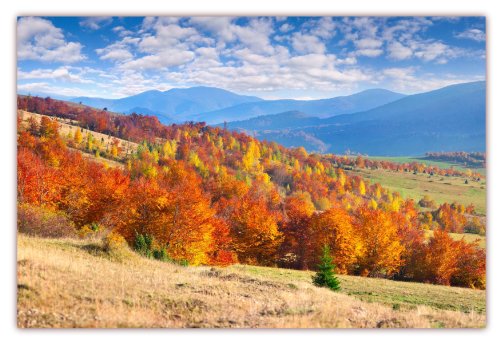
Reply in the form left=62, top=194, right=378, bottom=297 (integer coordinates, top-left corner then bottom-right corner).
left=312, top=245, right=341, bottom=291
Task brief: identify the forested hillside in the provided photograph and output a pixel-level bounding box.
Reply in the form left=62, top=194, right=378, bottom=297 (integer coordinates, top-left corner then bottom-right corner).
left=17, top=96, right=485, bottom=289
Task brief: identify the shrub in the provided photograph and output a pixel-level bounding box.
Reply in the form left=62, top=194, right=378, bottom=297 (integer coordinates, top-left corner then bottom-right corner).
left=77, top=225, right=96, bottom=239
left=18, top=203, right=76, bottom=238
left=464, top=217, right=486, bottom=236
left=103, top=231, right=129, bottom=252
left=312, top=245, right=341, bottom=291
left=133, top=233, right=154, bottom=258
left=418, top=195, right=437, bottom=209
left=152, top=248, right=170, bottom=262
left=102, top=231, right=137, bottom=262
left=133, top=233, right=188, bottom=265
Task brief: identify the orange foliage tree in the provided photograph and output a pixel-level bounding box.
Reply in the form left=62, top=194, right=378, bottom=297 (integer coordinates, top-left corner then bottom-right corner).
left=229, top=190, right=282, bottom=266
left=307, top=206, right=359, bottom=274
left=353, top=206, right=404, bottom=277
left=117, top=162, right=227, bottom=265
left=279, top=192, right=316, bottom=269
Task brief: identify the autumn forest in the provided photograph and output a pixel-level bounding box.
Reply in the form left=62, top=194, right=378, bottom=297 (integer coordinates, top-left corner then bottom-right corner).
left=17, top=95, right=486, bottom=290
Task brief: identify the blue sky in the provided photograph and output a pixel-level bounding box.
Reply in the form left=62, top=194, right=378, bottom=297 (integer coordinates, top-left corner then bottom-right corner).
left=17, top=16, right=486, bottom=100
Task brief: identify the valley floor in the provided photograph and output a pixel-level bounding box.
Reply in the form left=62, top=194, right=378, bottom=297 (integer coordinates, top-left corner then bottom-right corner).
left=17, top=235, right=485, bottom=328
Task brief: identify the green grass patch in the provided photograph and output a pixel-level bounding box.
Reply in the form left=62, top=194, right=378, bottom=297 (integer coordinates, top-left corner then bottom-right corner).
left=230, top=264, right=486, bottom=314
left=363, top=156, right=486, bottom=175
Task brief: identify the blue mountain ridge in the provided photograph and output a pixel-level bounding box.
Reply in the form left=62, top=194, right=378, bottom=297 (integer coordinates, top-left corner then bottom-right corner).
left=240, top=81, right=485, bottom=155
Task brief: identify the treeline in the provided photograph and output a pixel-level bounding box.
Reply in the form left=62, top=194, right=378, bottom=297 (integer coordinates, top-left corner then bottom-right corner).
left=16, top=97, right=486, bottom=289
left=331, top=155, right=483, bottom=180
left=425, top=152, right=486, bottom=168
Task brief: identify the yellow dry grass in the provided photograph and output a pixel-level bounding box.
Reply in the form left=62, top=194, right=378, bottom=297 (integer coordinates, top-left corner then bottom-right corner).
left=17, top=235, right=486, bottom=328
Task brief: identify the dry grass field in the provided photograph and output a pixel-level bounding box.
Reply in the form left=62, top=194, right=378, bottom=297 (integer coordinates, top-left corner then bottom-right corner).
left=17, top=235, right=486, bottom=328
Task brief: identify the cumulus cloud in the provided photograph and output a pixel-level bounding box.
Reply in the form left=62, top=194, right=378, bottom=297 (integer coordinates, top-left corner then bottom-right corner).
left=387, top=42, right=413, bottom=60
left=138, top=24, right=199, bottom=53
left=291, top=33, right=325, bottom=54
left=455, top=28, right=485, bottom=42
left=189, top=17, right=237, bottom=42
left=96, top=37, right=138, bottom=61
left=16, top=16, right=485, bottom=99
left=17, top=66, right=91, bottom=83
left=413, top=41, right=462, bottom=63
left=112, top=25, right=134, bottom=37
left=120, top=50, right=195, bottom=70
left=17, top=17, right=85, bottom=63
left=310, top=17, right=336, bottom=39
left=279, top=23, right=294, bottom=33
left=98, top=48, right=133, bottom=61
left=79, top=17, right=113, bottom=30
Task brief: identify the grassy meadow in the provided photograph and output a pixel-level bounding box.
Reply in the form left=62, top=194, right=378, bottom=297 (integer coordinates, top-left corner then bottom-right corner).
left=364, top=155, right=486, bottom=175
left=346, top=167, right=486, bottom=215
left=17, top=235, right=485, bottom=328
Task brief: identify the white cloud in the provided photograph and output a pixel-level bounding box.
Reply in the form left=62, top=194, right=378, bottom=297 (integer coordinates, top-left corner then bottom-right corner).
left=455, top=28, right=486, bottom=42
left=96, top=37, right=137, bottom=61
left=120, top=50, right=195, bottom=70
left=356, top=49, right=384, bottom=57
left=413, top=41, right=460, bottom=63
left=17, top=17, right=85, bottom=63
left=382, top=67, right=482, bottom=93
left=354, top=38, right=383, bottom=57
left=291, top=33, right=325, bottom=54
left=311, top=17, right=336, bottom=39
left=190, top=17, right=275, bottom=54
left=17, top=82, right=96, bottom=97
left=233, top=18, right=275, bottom=54
left=79, top=17, right=113, bottom=30
left=98, top=48, right=133, bottom=61
left=16, top=16, right=485, bottom=100
left=382, top=67, right=416, bottom=80
left=189, top=17, right=236, bottom=42
left=17, top=67, right=91, bottom=83
left=112, top=25, right=134, bottom=37
left=279, top=23, right=293, bottom=33
left=355, top=38, right=383, bottom=49
left=138, top=24, right=198, bottom=53
left=387, top=41, right=413, bottom=60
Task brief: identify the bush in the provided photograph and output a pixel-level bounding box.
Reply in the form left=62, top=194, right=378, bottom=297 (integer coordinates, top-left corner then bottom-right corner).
left=152, top=248, right=170, bottom=262
left=312, top=245, right=341, bottom=291
left=133, top=233, right=189, bottom=265
left=133, top=233, right=154, bottom=258
left=464, top=217, right=486, bottom=236
left=418, top=195, right=437, bottom=209
left=18, top=203, right=76, bottom=238
left=102, top=231, right=137, bottom=262
left=103, top=231, right=129, bottom=252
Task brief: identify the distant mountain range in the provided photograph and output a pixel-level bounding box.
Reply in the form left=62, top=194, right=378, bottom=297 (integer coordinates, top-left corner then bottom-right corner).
left=19, top=81, right=485, bottom=156
left=67, top=86, right=405, bottom=125
left=71, top=87, right=262, bottom=123
left=194, top=89, right=405, bottom=124
left=232, top=81, right=485, bottom=155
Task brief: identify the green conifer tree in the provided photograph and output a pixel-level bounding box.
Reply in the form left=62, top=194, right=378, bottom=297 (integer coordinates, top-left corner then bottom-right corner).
left=312, top=245, right=341, bottom=291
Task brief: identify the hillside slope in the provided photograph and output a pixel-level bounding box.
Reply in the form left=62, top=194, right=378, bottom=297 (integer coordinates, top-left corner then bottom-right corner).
left=17, top=235, right=485, bottom=328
